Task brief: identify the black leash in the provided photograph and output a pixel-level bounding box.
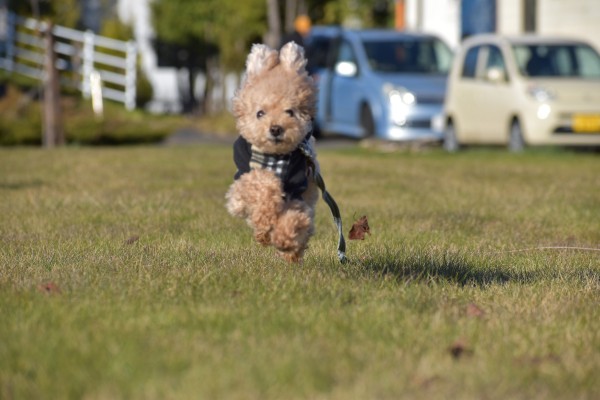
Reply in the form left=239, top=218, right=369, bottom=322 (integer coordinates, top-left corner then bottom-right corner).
left=298, top=140, right=347, bottom=263
left=314, top=170, right=347, bottom=263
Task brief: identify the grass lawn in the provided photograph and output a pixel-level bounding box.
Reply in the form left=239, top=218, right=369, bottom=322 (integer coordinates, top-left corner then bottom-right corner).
left=0, top=144, right=598, bottom=399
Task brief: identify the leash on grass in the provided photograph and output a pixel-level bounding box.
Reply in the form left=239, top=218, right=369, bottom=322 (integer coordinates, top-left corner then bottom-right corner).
left=314, top=171, right=347, bottom=263
left=298, top=140, right=347, bottom=264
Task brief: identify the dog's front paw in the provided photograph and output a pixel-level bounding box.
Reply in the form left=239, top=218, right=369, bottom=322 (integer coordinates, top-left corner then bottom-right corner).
left=225, top=181, right=248, bottom=218
left=271, top=201, right=313, bottom=263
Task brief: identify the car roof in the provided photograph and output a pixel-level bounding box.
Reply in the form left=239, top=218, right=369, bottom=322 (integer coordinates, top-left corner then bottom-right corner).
left=462, top=33, right=592, bottom=48
left=309, top=26, right=441, bottom=41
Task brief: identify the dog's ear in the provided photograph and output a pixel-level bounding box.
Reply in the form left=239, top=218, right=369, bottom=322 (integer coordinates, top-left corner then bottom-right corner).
left=279, top=41, right=308, bottom=74
left=245, top=44, right=279, bottom=79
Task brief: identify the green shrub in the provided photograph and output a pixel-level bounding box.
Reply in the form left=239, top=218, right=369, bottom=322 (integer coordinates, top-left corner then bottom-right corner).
left=135, top=65, right=154, bottom=109
left=0, top=82, right=177, bottom=146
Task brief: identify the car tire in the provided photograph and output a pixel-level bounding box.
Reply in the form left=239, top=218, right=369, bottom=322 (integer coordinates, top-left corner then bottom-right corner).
left=508, top=119, right=525, bottom=153
left=360, top=104, right=375, bottom=138
left=443, top=120, right=460, bottom=152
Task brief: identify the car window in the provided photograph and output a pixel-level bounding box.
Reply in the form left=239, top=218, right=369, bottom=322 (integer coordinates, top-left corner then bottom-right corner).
left=513, top=43, right=600, bottom=78
left=305, top=36, right=334, bottom=73
left=486, top=46, right=505, bottom=70
left=362, top=37, right=452, bottom=74
left=575, top=45, right=600, bottom=77
left=336, top=40, right=356, bottom=64
left=485, top=45, right=508, bottom=80
left=461, top=46, right=480, bottom=78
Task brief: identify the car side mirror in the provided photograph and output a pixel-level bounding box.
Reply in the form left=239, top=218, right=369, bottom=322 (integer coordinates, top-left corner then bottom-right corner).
left=485, top=67, right=507, bottom=83
left=335, top=61, right=358, bottom=77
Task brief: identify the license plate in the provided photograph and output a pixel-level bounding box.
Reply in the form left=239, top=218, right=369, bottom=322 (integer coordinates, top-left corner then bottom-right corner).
left=572, top=114, right=600, bottom=133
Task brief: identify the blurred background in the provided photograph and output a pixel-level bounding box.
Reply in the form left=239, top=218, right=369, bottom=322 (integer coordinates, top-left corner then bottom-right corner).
left=0, top=0, right=599, bottom=146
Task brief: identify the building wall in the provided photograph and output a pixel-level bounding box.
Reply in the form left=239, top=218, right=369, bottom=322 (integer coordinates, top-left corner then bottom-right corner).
left=117, top=0, right=181, bottom=113
left=497, top=0, right=522, bottom=35
left=404, top=0, right=461, bottom=49
left=406, top=0, right=600, bottom=53
left=537, top=0, right=600, bottom=52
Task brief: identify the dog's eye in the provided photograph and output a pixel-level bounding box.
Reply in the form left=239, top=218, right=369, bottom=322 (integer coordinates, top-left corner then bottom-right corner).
left=285, top=109, right=294, bottom=117
left=256, top=110, right=265, bottom=119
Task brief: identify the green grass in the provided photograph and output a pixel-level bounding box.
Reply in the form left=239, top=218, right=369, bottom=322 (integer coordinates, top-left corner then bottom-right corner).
left=0, top=145, right=598, bottom=399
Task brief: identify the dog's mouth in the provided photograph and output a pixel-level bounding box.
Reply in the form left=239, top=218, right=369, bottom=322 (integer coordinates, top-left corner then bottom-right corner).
left=269, top=137, right=284, bottom=144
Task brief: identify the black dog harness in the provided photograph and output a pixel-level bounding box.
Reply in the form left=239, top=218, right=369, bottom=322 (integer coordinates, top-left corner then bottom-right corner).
left=233, top=135, right=309, bottom=201
left=233, top=134, right=347, bottom=263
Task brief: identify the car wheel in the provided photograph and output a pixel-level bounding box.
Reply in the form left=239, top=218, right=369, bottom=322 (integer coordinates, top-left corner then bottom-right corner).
left=508, top=119, right=525, bottom=153
left=443, top=120, right=460, bottom=152
left=360, top=104, right=375, bottom=138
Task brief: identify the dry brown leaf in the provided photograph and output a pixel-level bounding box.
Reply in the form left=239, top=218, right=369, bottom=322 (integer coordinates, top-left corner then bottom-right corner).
left=125, top=235, right=139, bottom=245
left=412, top=374, right=442, bottom=389
left=349, top=215, right=370, bottom=240
left=466, top=303, right=485, bottom=318
left=448, top=339, right=473, bottom=359
left=38, top=282, right=61, bottom=295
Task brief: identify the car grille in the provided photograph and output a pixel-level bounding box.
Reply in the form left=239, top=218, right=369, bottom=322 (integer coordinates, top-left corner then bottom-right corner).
left=404, top=119, right=431, bottom=128
left=554, top=126, right=573, bottom=133
left=415, top=95, right=444, bottom=105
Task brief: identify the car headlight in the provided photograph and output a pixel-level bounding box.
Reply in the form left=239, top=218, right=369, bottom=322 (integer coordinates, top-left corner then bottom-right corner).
left=536, top=104, right=551, bottom=120
left=384, top=85, right=416, bottom=126
left=389, top=89, right=415, bottom=106
left=527, top=85, right=556, bottom=102
left=527, top=85, right=555, bottom=120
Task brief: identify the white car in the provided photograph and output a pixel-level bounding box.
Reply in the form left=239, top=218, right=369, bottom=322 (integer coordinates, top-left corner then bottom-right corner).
left=443, top=34, right=600, bottom=151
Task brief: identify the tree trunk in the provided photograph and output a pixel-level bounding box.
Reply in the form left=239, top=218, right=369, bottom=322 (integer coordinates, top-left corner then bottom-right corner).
left=265, top=0, right=281, bottom=48
left=186, top=65, right=197, bottom=114
left=42, top=22, right=64, bottom=147
left=285, top=0, right=298, bottom=34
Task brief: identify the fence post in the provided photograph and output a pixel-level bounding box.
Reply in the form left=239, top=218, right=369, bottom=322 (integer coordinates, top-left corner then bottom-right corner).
left=42, top=22, right=64, bottom=147
left=124, top=40, right=137, bottom=110
left=81, top=29, right=94, bottom=99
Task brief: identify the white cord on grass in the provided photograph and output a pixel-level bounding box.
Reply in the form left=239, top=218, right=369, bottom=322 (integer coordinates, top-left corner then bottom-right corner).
left=483, top=246, right=600, bottom=255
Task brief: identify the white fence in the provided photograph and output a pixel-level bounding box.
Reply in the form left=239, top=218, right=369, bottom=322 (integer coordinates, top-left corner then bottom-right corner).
left=0, top=11, right=137, bottom=110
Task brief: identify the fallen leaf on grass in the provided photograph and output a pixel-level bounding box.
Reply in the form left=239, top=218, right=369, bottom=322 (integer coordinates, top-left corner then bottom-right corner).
left=38, top=282, right=61, bottom=295
left=412, top=374, right=442, bottom=389
left=448, top=339, right=473, bottom=359
left=125, top=235, right=139, bottom=245
left=349, top=215, right=370, bottom=240
left=466, top=303, right=485, bottom=318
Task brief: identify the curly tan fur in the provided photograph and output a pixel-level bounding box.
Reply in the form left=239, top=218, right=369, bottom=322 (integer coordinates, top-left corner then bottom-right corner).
left=225, top=42, right=319, bottom=262
left=232, top=43, right=316, bottom=155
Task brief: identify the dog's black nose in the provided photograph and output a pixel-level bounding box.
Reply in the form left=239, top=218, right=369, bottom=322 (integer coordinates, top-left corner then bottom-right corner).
left=270, top=125, right=284, bottom=137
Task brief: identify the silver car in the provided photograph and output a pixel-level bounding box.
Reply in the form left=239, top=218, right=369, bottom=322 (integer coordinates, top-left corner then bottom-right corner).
left=305, top=27, right=453, bottom=141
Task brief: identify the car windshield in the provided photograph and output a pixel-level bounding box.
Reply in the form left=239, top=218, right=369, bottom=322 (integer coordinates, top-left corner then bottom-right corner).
left=512, top=43, right=600, bottom=78
left=362, top=38, right=452, bottom=74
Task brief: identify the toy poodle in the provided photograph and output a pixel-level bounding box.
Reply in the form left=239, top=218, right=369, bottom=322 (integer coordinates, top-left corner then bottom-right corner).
left=225, top=42, right=345, bottom=263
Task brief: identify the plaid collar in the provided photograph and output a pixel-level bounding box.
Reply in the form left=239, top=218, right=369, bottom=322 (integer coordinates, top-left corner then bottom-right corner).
left=249, top=150, right=292, bottom=179
left=249, top=133, right=312, bottom=179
